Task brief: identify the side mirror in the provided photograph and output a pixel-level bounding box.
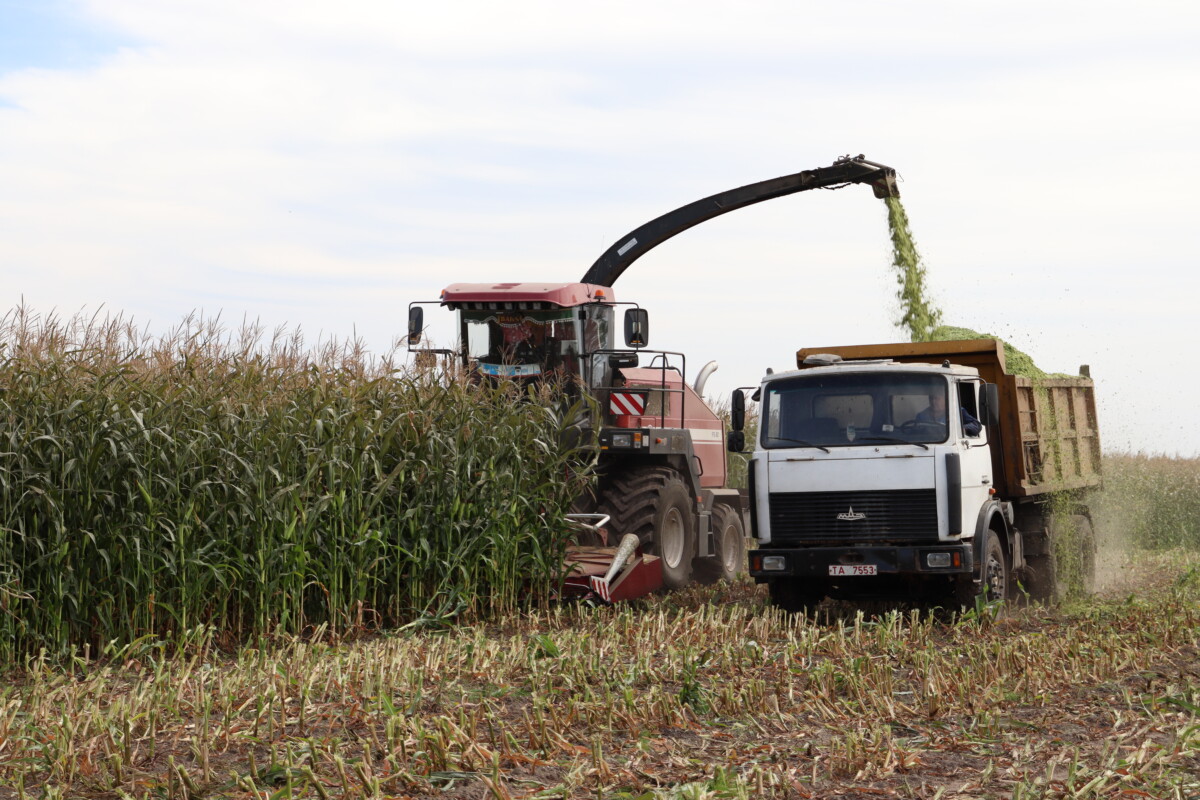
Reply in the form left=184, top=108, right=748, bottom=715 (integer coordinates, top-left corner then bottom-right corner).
left=981, top=383, right=1000, bottom=429
left=727, top=430, right=745, bottom=453
left=407, top=306, right=424, bottom=345
left=623, top=308, right=649, bottom=348
left=731, top=389, right=745, bottom=432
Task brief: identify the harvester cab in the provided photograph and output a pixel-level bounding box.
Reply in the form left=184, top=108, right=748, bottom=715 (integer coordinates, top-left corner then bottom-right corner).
left=407, top=154, right=899, bottom=601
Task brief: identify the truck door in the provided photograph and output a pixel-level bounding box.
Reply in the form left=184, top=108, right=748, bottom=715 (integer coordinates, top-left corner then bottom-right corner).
left=956, top=380, right=992, bottom=536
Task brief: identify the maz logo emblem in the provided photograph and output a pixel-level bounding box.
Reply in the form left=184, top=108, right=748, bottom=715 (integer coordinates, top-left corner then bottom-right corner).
left=837, top=506, right=866, bottom=521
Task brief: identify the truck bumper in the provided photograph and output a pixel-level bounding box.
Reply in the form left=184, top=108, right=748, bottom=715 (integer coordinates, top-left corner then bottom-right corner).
left=748, top=543, right=973, bottom=581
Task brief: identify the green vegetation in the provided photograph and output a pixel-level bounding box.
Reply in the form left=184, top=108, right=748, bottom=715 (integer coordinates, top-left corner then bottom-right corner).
left=0, top=309, right=593, bottom=662
left=883, top=200, right=1078, bottom=382
left=1097, top=453, right=1200, bottom=551
left=885, top=196, right=942, bottom=343
left=929, top=324, right=1084, bottom=380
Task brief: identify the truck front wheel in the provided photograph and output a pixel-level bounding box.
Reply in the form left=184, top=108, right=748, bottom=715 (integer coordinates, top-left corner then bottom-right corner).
left=957, top=530, right=1009, bottom=608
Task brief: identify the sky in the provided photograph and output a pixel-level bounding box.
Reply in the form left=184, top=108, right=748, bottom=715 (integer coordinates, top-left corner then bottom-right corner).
left=2, top=0, right=1198, bottom=456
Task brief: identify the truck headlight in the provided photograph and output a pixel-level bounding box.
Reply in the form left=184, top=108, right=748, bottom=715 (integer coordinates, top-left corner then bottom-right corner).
left=926, top=552, right=953, bottom=568
left=762, top=556, right=787, bottom=571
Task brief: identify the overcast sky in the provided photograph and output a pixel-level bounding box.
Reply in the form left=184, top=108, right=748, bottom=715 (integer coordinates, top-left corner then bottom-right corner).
left=3, top=0, right=1198, bottom=456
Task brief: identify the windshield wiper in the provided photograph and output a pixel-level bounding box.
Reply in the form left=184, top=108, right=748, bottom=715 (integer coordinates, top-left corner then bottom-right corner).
left=856, top=436, right=929, bottom=451
left=770, top=437, right=830, bottom=453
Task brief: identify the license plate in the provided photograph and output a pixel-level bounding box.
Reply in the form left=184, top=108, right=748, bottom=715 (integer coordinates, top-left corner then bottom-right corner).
left=829, top=564, right=877, bottom=576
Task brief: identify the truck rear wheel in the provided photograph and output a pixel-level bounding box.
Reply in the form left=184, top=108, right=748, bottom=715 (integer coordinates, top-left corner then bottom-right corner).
left=694, top=504, right=745, bottom=584
left=1075, top=515, right=1097, bottom=595
left=1051, top=513, right=1096, bottom=597
left=1022, top=551, right=1057, bottom=603
left=596, top=467, right=696, bottom=589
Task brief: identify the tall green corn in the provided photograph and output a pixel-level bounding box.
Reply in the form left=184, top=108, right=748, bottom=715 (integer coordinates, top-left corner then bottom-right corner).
left=0, top=308, right=595, bottom=661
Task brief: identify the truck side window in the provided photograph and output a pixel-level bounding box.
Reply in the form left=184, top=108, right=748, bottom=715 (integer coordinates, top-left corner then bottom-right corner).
left=957, top=383, right=983, bottom=438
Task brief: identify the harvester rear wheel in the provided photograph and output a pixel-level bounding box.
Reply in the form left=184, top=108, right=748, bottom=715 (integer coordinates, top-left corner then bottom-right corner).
left=694, top=504, right=745, bottom=584
left=596, top=467, right=696, bottom=589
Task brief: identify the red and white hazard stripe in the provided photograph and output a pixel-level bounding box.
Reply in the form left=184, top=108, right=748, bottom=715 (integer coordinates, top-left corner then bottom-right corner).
left=588, top=575, right=613, bottom=603
left=609, top=391, right=647, bottom=416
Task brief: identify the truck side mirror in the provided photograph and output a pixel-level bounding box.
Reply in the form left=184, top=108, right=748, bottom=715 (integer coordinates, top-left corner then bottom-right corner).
left=407, top=306, right=424, bottom=345
left=981, top=383, right=1000, bottom=429
left=623, top=308, right=649, bottom=348
left=731, top=389, right=745, bottom=432
left=727, top=430, right=745, bottom=453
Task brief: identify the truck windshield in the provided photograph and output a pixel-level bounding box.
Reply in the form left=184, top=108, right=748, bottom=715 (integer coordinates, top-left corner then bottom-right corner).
left=462, top=308, right=584, bottom=378
left=762, top=372, right=949, bottom=448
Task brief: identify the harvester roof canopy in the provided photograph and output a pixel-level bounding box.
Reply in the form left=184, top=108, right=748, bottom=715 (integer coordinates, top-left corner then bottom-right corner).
left=441, top=282, right=614, bottom=309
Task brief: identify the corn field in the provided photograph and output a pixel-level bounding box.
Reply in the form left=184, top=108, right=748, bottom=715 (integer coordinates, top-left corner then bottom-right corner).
left=0, top=308, right=594, bottom=662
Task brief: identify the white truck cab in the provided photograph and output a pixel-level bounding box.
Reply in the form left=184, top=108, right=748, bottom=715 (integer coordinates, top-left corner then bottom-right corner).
left=729, top=339, right=1102, bottom=611
left=734, top=353, right=1011, bottom=610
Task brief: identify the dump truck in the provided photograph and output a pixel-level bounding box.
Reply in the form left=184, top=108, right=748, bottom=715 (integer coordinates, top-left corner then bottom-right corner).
left=409, top=156, right=899, bottom=599
left=728, top=338, right=1102, bottom=609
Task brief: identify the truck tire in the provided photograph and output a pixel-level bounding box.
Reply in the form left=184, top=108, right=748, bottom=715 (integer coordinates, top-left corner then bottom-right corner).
left=1022, top=551, right=1057, bottom=603
left=596, top=467, right=696, bottom=589
left=1075, top=515, right=1097, bottom=596
left=768, top=579, right=825, bottom=614
left=694, top=504, right=745, bottom=584
left=957, top=529, right=1008, bottom=608
left=1038, top=512, right=1097, bottom=598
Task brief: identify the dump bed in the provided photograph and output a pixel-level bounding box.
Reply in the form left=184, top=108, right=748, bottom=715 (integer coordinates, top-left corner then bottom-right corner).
left=795, top=339, right=1101, bottom=498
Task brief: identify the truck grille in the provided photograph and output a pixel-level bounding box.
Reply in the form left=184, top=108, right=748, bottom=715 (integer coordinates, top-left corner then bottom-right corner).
left=768, top=489, right=938, bottom=544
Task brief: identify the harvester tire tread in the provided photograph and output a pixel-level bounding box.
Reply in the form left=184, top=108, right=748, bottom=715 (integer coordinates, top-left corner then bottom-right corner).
left=595, top=466, right=696, bottom=589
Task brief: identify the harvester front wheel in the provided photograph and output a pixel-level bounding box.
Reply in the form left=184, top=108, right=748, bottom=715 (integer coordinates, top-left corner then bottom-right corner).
left=597, top=467, right=696, bottom=589
left=694, top=504, right=745, bottom=584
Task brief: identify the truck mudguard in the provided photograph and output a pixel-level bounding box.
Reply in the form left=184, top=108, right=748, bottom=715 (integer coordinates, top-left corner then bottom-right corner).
left=972, top=500, right=1011, bottom=577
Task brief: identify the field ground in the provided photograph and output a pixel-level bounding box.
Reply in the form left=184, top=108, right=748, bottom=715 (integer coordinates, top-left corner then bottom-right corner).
left=2, top=548, right=1198, bottom=800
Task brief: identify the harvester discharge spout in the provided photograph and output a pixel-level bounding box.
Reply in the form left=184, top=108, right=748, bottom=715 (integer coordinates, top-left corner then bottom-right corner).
left=581, top=154, right=899, bottom=287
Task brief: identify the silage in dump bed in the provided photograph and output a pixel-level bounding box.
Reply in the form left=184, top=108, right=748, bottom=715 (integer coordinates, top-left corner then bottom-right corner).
left=0, top=310, right=593, bottom=660
left=929, top=324, right=1079, bottom=378
left=884, top=198, right=1076, bottom=379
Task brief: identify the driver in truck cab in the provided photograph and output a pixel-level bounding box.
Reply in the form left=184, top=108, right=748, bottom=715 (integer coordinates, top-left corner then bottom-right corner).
left=915, top=392, right=983, bottom=437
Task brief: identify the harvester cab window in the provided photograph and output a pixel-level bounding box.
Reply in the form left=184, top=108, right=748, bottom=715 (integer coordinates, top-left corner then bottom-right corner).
left=462, top=308, right=584, bottom=379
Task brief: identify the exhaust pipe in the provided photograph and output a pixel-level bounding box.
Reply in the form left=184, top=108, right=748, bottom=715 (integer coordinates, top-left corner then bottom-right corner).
left=693, top=360, right=719, bottom=396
